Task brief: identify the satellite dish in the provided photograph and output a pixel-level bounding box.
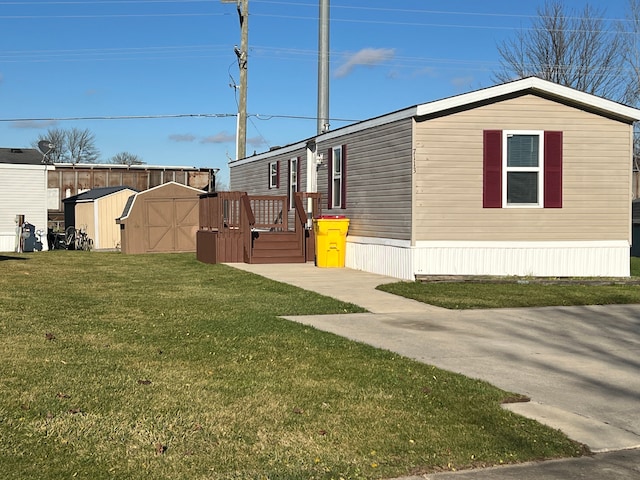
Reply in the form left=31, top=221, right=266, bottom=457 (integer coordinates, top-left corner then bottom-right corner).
left=37, top=140, right=55, bottom=164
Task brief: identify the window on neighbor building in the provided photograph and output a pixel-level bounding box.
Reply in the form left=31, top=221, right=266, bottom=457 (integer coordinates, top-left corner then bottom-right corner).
left=289, top=157, right=299, bottom=209
left=268, top=161, right=279, bottom=189
left=483, top=130, right=562, bottom=208
left=328, top=145, right=347, bottom=209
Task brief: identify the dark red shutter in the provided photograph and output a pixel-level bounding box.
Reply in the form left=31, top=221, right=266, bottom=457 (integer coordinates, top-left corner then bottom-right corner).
left=287, top=158, right=292, bottom=209
left=327, top=148, right=333, bottom=209
left=341, top=145, right=347, bottom=209
left=544, top=131, right=563, bottom=208
left=276, top=160, right=280, bottom=189
left=483, top=130, right=502, bottom=208
left=295, top=156, right=301, bottom=210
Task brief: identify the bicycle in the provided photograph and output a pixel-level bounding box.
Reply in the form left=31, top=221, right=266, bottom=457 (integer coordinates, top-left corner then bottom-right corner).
left=64, top=226, right=76, bottom=250
left=76, top=226, right=93, bottom=251
left=64, top=225, right=93, bottom=251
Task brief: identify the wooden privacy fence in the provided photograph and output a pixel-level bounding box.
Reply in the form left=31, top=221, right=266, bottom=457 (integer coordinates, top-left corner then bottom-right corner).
left=197, top=191, right=321, bottom=264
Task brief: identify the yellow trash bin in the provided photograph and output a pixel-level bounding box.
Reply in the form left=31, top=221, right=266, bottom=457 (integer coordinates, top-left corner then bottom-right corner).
left=313, top=215, right=350, bottom=268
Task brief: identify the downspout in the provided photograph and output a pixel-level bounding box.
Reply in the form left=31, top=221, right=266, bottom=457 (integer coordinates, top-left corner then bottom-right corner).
left=306, top=139, right=319, bottom=226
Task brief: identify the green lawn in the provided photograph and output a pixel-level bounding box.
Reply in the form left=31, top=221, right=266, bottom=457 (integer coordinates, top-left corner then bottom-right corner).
left=632, top=256, right=640, bottom=277
left=0, top=252, right=585, bottom=480
left=378, top=257, right=640, bottom=310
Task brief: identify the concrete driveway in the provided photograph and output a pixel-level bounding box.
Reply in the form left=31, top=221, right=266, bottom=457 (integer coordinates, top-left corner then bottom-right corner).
left=229, top=263, right=640, bottom=453
left=285, top=305, right=640, bottom=452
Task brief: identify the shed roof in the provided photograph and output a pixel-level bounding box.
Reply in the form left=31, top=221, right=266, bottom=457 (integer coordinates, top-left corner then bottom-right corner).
left=0, top=148, right=43, bottom=165
left=116, top=181, right=204, bottom=222
left=118, top=194, right=136, bottom=220
left=62, top=186, right=138, bottom=204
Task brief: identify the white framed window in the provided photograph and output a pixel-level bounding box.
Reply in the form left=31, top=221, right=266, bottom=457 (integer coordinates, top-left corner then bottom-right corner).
left=331, top=146, right=342, bottom=208
left=269, top=161, right=279, bottom=189
left=289, top=157, right=298, bottom=209
left=503, top=130, right=544, bottom=207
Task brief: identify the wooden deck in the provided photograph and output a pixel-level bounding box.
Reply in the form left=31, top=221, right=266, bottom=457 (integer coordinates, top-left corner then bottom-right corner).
left=196, top=191, right=321, bottom=264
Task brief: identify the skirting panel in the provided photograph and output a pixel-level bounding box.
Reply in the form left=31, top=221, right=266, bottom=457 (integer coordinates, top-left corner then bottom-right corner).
left=346, top=237, right=414, bottom=280
left=413, top=241, right=631, bottom=277
left=345, top=239, right=631, bottom=279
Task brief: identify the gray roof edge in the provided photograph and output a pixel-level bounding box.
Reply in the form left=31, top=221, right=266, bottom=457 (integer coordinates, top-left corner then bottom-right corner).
left=229, top=106, right=417, bottom=167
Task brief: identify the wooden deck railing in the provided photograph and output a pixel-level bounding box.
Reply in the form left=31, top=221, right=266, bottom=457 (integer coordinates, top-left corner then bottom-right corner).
left=249, top=195, right=287, bottom=231
left=197, top=191, right=322, bottom=264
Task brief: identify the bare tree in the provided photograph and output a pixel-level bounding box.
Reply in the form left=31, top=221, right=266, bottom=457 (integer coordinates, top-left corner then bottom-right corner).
left=33, top=127, right=100, bottom=163
left=33, top=128, right=67, bottom=163
left=620, top=0, right=640, bottom=107
left=67, top=128, right=100, bottom=164
left=215, top=175, right=229, bottom=192
left=108, top=152, right=145, bottom=166
left=494, top=1, right=628, bottom=102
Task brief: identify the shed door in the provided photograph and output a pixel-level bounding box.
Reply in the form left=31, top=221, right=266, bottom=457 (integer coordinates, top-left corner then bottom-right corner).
left=144, top=198, right=198, bottom=252
left=174, top=199, right=199, bottom=251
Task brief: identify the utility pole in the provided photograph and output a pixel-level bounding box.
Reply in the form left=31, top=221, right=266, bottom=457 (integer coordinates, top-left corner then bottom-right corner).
left=222, top=0, right=248, bottom=159
left=317, top=0, right=330, bottom=134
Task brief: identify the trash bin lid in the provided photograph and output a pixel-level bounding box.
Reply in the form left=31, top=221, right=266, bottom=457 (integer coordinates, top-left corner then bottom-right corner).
left=315, top=215, right=346, bottom=219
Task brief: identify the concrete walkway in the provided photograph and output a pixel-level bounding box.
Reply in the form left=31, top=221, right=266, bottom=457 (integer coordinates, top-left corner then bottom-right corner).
left=227, top=262, right=640, bottom=478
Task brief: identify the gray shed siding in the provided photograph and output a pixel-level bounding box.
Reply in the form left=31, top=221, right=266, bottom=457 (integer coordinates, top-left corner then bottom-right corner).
left=316, top=117, right=413, bottom=240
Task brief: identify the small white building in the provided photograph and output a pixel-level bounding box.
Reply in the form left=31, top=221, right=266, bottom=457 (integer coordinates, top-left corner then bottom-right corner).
left=0, top=148, right=52, bottom=252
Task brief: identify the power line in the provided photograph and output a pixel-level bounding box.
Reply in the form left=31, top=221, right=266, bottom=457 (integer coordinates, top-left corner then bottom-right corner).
left=0, top=13, right=225, bottom=19
left=0, top=113, right=362, bottom=123
left=0, top=0, right=630, bottom=24
left=1, top=113, right=236, bottom=122
left=0, top=1, right=212, bottom=3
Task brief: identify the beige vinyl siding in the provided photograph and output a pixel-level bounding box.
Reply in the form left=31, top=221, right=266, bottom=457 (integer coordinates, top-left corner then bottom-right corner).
left=413, top=94, right=632, bottom=242
left=96, top=190, right=135, bottom=249
left=75, top=202, right=94, bottom=241
left=317, top=118, right=413, bottom=240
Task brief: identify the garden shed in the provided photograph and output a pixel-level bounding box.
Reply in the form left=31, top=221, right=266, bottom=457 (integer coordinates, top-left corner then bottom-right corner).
left=62, top=186, right=138, bottom=250
left=117, top=181, right=203, bottom=254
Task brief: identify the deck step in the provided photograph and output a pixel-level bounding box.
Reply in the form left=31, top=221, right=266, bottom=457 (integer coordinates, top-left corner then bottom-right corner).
left=248, top=230, right=306, bottom=264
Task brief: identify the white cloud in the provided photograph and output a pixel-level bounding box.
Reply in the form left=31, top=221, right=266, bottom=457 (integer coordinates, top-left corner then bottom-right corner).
left=201, top=132, right=235, bottom=144
left=247, top=136, right=268, bottom=148
left=450, top=76, right=475, bottom=89
left=169, top=134, right=196, bottom=142
left=334, top=48, right=396, bottom=78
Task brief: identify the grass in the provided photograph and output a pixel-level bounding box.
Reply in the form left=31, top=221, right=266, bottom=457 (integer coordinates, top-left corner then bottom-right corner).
left=377, top=257, right=640, bottom=310
left=0, top=251, right=586, bottom=480
left=632, top=256, right=640, bottom=277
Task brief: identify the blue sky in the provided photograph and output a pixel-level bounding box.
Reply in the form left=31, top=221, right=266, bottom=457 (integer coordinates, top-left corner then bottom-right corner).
left=0, top=0, right=630, bottom=184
